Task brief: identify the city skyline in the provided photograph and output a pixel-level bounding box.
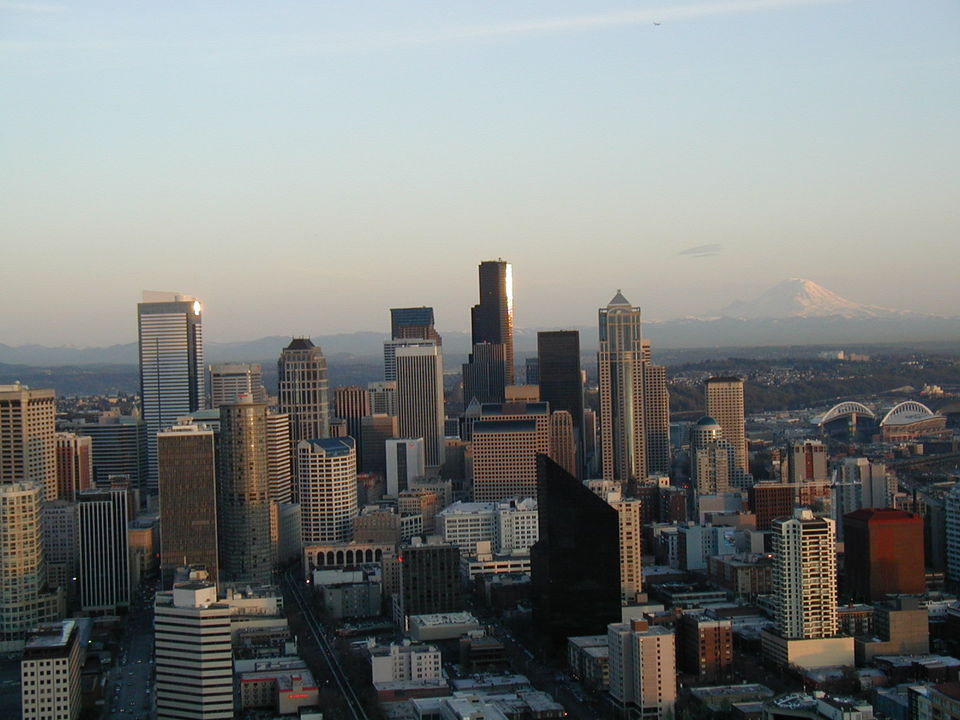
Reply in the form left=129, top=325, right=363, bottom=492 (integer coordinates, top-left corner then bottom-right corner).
left=2, top=1, right=959, bottom=345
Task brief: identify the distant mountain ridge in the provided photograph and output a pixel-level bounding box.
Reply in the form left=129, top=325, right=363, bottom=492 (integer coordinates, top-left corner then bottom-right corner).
left=3, top=279, right=957, bottom=366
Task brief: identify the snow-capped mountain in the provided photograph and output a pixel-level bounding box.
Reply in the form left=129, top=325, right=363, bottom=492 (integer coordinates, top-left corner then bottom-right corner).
left=720, top=278, right=904, bottom=320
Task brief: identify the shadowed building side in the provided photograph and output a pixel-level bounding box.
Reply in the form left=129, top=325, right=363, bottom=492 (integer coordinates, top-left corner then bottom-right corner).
left=531, top=454, right=620, bottom=653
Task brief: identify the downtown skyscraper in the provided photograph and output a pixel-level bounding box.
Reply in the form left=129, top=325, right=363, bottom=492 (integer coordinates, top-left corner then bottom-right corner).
left=396, top=345, right=446, bottom=468
left=705, top=377, right=748, bottom=474
left=278, top=338, right=330, bottom=444
left=597, top=291, right=647, bottom=483
left=138, top=291, right=205, bottom=489
left=464, top=260, right=514, bottom=401
left=218, top=397, right=273, bottom=584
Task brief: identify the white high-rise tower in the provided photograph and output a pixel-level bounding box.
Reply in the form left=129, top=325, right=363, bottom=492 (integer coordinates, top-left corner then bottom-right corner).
left=396, top=345, right=445, bottom=468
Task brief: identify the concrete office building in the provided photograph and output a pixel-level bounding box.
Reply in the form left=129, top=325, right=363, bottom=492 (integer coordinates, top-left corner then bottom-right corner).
left=78, top=488, right=130, bottom=612
left=748, top=482, right=796, bottom=530
left=218, top=398, right=273, bottom=584
left=462, top=341, right=507, bottom=405
left=70, top=412, right=148, bottom=489
left=265, top=410, right=293, bottom=505
left=298, top=437, right=358, bottom=545
left=549, top=410, right=578, bottom=478
left=678, top=614, right=733, bottom=683
left=397, top=538, right=462, bottom=619
left=360, top=413, right=399, bottom=475
left=0, top=482, right=62, bottom=652
left=368, top=381, right=398, bottom=417
left=138, top=291, right=205, bottom=488
left=598, top=292, right=647, bottom=483
left=396, top=345, right=445, bottom=468
left=20, top=619, right=86, bottom=720
left=0, top=383, right=57, bottom=501
left=208, top=363, right=266, bottom=407
left=643, top=362, right=671, bottom=476
left=155, top=579, right=234, bottom=719
left=43, top=500, right=79, bottom=600
left=335, top=385, right=371, bottom=449
left=384, top=339, right=436, bottom=384
left=54, top=433, right=92, bottom=502
left=608, top=619, right=677, bottom=720
left=157, top=423, right=219, bottom=586
left=705, top=377, right=748, bottom=474
left=386, top=438, right=425, bottom=496
left=278, top=337, right=330, bottom=444
left=472, top=418, right=548, bottom=503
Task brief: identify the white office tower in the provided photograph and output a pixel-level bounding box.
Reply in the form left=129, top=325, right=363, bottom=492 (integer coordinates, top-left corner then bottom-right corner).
left=384, top=339, right=436, bottom=382
left=607, top=619, right=677, bottom=720
left=78, top=488, right=130, bottom=612
left=396, top=345, right=445, bottom=468
left=0, top=383, right=57, bottom=501
left=832, top=458, right=895, bottom=540
left=297, top=438, right=358, bottom=545
left=208, top=363, right=266, bottom=407
left=773, top=509, right=837, bottom=639
left=598, top=292, right=646, bottom=483
left=266, top=411, right=293, bottom=504
left=138, top=292, right=205, bottom=488
left=386, top=438, right=426, bottom=496
left=155, top=578, right=234, bottom=720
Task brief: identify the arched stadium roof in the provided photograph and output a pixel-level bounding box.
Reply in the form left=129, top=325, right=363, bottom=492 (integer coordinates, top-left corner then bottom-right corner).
left=818, top=401, right=876, bottom=426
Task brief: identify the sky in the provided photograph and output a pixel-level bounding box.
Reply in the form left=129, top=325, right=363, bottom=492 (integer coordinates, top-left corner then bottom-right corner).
left=2, top=0, right=959, bottom=345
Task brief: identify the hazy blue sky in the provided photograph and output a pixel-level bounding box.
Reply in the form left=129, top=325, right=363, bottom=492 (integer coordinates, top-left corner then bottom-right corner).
left=2, top=0, right=958, bottom=345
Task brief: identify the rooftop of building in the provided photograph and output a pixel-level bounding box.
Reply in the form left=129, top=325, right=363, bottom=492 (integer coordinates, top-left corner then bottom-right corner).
left=368, top=640, right=440, bottom=657
left=690, top=684, right=774, bottom=700
left=284, top=337, right=316, bottom=351
left=567, top=635, right=608, bottom=649
left=844, top=507, right=920, bottom=522
left=409, top=612, right=479, bottom=627
left=301, top=436, right=355, bottom=455
left=24, top=620, right=75, bottom=651
left=472, top=419, right=538, bottom=434
left=480, top=401, right=549, bottom=416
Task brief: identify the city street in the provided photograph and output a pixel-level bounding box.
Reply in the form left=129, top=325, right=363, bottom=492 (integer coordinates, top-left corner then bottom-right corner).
left=104, top=583, right=156, bottom=720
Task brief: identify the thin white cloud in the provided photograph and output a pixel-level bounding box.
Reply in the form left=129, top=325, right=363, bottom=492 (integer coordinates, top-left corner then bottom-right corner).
left=331, top=0, right=855, bottom=51
left=0, top=0, right=854, bottom=54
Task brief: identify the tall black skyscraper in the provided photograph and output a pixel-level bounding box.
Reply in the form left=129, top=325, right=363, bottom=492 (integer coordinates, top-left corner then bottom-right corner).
left=537, top=331, right=583, bottom=474
left=470, top=260, right=514, bottom=386
left=531, top=454, right=621, bottom=652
